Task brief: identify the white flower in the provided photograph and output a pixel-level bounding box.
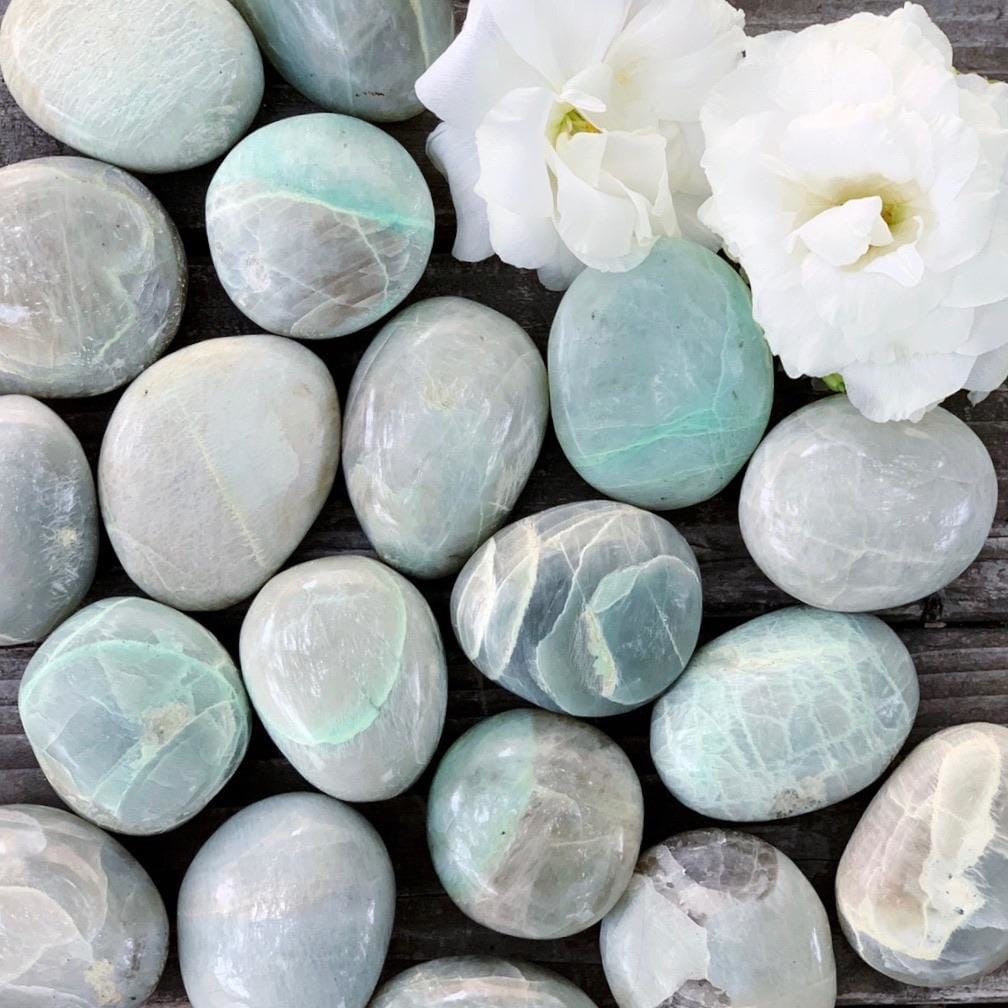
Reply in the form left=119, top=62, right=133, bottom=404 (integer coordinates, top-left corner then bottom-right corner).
left=416, top=0, right=746, bottom=290
left=699, top=3, right=1008, bottom=423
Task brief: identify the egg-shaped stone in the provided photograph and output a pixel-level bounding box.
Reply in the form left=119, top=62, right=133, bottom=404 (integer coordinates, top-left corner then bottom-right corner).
left=240, top=556, right=447, bottom=801
left=230, top=0, right=454, bottom=122
left=550, top=239, right=773, bottom=510
left=0, top=396, right=97, bottom=645
left=344, top=297, right=549, bottom=579
left=740, top=397, right=997, bottom=612
left=99, top=336, right=340, bottom=611
left=428, top=709, right=643, bottom=939
left=452, top=501, right=702, bottom=717
left=0, top=0, right=263, bottom=173
left=651, top=606, right=919, bottom=821
left=600, top=829, right=837, bottom=1008
left=0, top=158, right=186, bottom=398
left=837, top=722, right=1008, bottom=987
left=178, top=792, right=395, bottom=1008
left=0, top=804, right=168, bottom=1007
left=20, top=597, right=251, bottom=835
left=206, top=114, right=434, bottom=339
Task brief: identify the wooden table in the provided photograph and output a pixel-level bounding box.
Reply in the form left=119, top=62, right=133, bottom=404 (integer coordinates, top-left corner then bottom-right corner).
left=2, top=1, right=1007, bottom=1005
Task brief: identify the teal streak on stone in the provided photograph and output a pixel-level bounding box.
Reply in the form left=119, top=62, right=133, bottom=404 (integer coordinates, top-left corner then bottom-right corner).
left=549, top=238, right=774, bottom=510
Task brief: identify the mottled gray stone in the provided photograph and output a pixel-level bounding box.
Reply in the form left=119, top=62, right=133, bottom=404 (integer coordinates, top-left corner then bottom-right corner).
left=651, top=606, right=919, bottom=821
left=0, top=804, right=168, bottom=1008
left=451, top=501, right=702, bottom=717
left=600, top=830, right=837, bottom=1008
left=99, top=336, right=340, bottom=611
left=178, top=792, right=395, bottom=1008
left=740, top=396, right=998, bottom=611
left=344, top=297, right=548, bottom=579
left=0, top=396, right=97, bottom=646
left=837, top=723, right=1008, bottom=987
left=427, top=709, right=643, bottom=939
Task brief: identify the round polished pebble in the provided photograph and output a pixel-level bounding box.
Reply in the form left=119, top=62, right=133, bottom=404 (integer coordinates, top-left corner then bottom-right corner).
left=0, top=396, right=97, bottom=646
left=20, top=597, right=251, bottom=835
left=206, top=114, right=435, bottom=339
left=601, top=829, right=837, bottom=1008
left=651, top=606, right=919, bottom=821
left=345, top=297, right=549, bottom=579
left=452, top=501, right=702, bottom=717
left=550, top=239, right=773, bottom=510
left=231, top=0, right=454, bottom=122
left=428, top=709, right=643, bottom=939
left=740, top=397, right=998, bottom=611
left=0, top=0, right=263, bottom=173
left=837, top=723, right=1008, bottom=987
left=240, top=556, right=447, bottom=801
left=0, top=804, right=168, bottom=1008
left=99, top=336, right=340, bottom=611
left=0, top=158, right=186, bottom=398
left=178, top=792, right=395, bottom=1008
left=371, top=957, right=599, bottom=1008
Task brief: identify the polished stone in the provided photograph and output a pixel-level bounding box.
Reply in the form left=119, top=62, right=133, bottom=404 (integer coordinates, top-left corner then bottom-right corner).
left=345, top=297, right=548, bottom=579
left=601, top=829, right=837, bottom=1008
left=206, top=114, right=434, bottom=339
left=178, top=792, right=395, bottom=1008
left=837, top=723, right=1008, bottom=987
left=428, top=709, right=643, bottom=939
left=651, top=606, right=919, bottom=821
left=0, top=396, right=97, bottom=646
left=0, top=0, right=263, bottom=173
left=740, top=397, right=998, bottom=611
left=240, top=556, right=447, bottom=801
left=0, top=804, right=168, bottom=1007
left=99, top=336, right=340, bottom=611
left=230, top=0, right=454, bottom=121
left=452, top=501, right=702, bottom=717
left=0, top=158, right=186, bottom=398
left=20, top=597, right=250, bottom=835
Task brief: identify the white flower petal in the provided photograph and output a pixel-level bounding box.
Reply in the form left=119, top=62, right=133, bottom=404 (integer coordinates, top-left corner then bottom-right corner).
left=794, top=197, right=891, bottom=267
left=427, top=124, right=493, bottom=262
left=966, top=341, right=1008, bottom=399
left=843, top=352, right=975, bottom=422
left=538, top=244, right=586, bottom=291
left=960, top=297, right=1008, bottom=356
left=485, top=202, right=564, bottom=270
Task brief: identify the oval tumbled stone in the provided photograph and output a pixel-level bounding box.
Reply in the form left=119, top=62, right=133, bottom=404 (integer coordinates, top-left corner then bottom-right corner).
left=178, top=792, right=395, bottom=1008
left=345, top=297, right=549, bottom=579
left=240, top=556, right=447, bottom=801
left=0, top=396, right=97, bottom=645
left=452, top=501, right=702, bottom=717
left=99, top=336, right=340, bottom=611
left=20, top=597, right=251, bottom=835
left=0, top=158, right=186, bottom=398
left=0, top=804, right=168, bottom=1007
left=428, top=709, right=643, bottom=939
left=651, top=607, right=919, bottom=821
left=0, top=0, right=263, bottom=173
left=837, top=723, right=1008, bottom=987
left=740, top=396, right=998, bottom=612
left=550, top=239, right=773, bottom=510
left=206, top=114, right=434, bottom=339
left=601, top=829, right=837, bottom=1008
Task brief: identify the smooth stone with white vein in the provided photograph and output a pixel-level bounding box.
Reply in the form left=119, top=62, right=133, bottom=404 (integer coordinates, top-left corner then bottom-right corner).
left=740, top=396, right=998, bottom=611
left=20, top=597, right=251, bottom=835
left=0, top=804, right=168, bottom=1008
left=0, top=0, right=263, bottom=173
left=178, top=792, right=395, bottom=1008
left=651, top=606, right=919, bottom=821
left=240, top=556, right=447, bottom=801
left=344, top=297, right=549, bottom=579
left=0, top=158, right=186, bottom=398
left=99, top=336, right=340, bottom=611
left=451, top=501, right=702, bottom=717
left=837, top=722, right=1008, bottom=987
left=206, top=114, right=434, bottom=339
left=600, top=829, right=837, bottom=1008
